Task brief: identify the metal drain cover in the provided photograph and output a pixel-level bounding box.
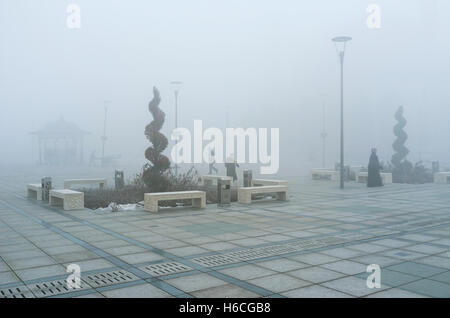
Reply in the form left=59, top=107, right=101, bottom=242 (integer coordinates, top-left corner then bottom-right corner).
left=192, top=254, right=239, bottom=267
left=27, top=279, right=89, bottom=298
left=83, top=270, right=139, bottom=288
left=0, top=286, right=35, bottom=298
left=140, top=262, right=192, bottom=277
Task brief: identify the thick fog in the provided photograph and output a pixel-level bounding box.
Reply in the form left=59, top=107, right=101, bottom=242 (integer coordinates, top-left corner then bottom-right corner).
left=1, top=0, right=449, bottom=177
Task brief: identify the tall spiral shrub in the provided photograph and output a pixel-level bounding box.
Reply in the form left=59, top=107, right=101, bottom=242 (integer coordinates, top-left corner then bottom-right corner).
left=391, top=106, right=412, bottom=183
left=142, top=87, right=171, bottom=191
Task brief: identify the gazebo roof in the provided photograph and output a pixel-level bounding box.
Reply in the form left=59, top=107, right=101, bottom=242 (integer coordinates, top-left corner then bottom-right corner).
left=31, top=117, right=90, bottom=138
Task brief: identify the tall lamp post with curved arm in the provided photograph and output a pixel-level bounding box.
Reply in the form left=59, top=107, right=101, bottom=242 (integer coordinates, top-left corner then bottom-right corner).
left=332, top=36, right=351, bottom=189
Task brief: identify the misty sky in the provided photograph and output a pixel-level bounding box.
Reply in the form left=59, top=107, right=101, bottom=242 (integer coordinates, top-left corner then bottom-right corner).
left=1, top=0, right=449, bottom=176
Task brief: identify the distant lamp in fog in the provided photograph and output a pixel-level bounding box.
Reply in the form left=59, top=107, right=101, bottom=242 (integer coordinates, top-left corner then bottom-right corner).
left=170, top=81, right=183, bottom=176
left=332, top=36, right=351, bottom=189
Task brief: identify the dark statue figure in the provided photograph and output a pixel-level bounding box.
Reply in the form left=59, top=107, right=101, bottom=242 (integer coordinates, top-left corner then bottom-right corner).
left=142, top=87, right=171, bottom=191
left=225, top=155, right=239, bottom=181
left=367, top=148, right=383, bottom=187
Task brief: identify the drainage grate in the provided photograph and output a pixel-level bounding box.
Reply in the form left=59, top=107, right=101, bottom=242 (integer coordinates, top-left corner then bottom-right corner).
left=139, top=262, right=193, bottom=277
left=0, top=286, right=34, bottom=298
left=192, top=254, right=239, bottom=267
left=83, top=270, right=139, bottom=288
left=27, top=279, right=89, bottom=298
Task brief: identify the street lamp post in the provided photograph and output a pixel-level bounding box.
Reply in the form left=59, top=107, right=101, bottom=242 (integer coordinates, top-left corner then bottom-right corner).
left=332, top=36, right=351, bottom=189
left=171, top=81, right=183, bottom=176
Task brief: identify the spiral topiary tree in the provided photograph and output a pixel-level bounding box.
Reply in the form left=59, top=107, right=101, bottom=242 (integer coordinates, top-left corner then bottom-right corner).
left=391, top=106, right=412, bottom=183
left=142, top=87, right=171, bottom=192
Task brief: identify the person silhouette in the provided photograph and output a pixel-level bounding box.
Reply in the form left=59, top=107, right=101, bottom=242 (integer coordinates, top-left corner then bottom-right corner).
left=208, top=149, right=218, bottom=175
left=225, top=154, right=239, bottom=181
left=367, top=148, right=383, bottom=187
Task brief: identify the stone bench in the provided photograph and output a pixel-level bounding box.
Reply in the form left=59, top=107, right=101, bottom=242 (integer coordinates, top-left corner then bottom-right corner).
left=251, top=179, right=289, bottom=186
left=49, top=189, right=84, bottom=211
left=238, top=185, right=288, bottom=204
left=310, top=169, right=340, bottom=181
left=27, top=184, right=42, bottom=200
left=64, top=178, right=107, bottom=189
left=144, top=191, right=206, bottom=212
left=201, top=175, right=233, bottom=185
left=434, top=172, right=450, bottom=184
left=357, top=172, right=393, bottom=184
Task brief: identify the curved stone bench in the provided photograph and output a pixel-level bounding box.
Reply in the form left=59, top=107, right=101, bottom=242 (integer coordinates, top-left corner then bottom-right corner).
left=144, top=191, right=206, bottom=213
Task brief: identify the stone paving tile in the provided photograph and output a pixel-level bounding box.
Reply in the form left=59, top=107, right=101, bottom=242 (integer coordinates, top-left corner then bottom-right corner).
left=429, top=271, right=450, bottom=284
left=288, top=253, right=339, bottom=265
left=165, top=246, right=209, bottom=257
left=387, top=261, right=447, bottom=278
left=321, top=260, right=366, bottom=275
left=399, top=279, right=450, bottom=298
left=349, top=254, right=402, bottom=267
left=0, top=271, right=21, bottom=285
left=191, top=284, right=259, bottom=298
left=101, top=283, right=171, bottom=298
left=287, top=267, right=345, bottom=283
left=165, top=273, right=227, bottom=293
left=282, top=285, right=353, bottom=298
left=320, top=247, right=365, bottom=259
left=218, top=264, right=276, bottom=281
left=63, top=259, right=115, bottom=272
left=51, top=251, right=99, bottom=263
left=321, top=276, right=388, bottom=297
left=117, top=252, right=164, bottom=264
left=403, top=244, right=448, bottom=255
left=366, top=288, right=427, bottom=298
left=256, top=259, right=310, bottom=272
left=248, top=273, right=311, bottom=293
left=14, top=264, right=67, bottom=281
left=6, top=255, right=57, bottom=270
left=416, top=256, right=450, bottom=270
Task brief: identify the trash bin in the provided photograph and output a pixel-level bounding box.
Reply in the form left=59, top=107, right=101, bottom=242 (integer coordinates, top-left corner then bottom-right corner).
left=41, top=177, right=52, bottom=202
left=243, top=170, right=252, bottom=187
left=217, top=178, right=231, bottom=206
left=115, top=170, right=124, bottom=190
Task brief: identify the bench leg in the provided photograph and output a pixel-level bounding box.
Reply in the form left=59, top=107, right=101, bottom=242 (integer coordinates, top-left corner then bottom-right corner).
left=63, top=195, right=84, bottom=211
left=238, top=191, right=252, bottom=204
left=192, top=194, right=206, bottom=209
left=27, top=189, right=36, bottom=200
left=145, top=198, right=159, bottom=212
left=276, top=191, right=287, bottom=201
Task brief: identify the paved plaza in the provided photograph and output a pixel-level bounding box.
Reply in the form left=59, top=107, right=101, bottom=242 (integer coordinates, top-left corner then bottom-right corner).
left=0, top=167, right=449, bottom=298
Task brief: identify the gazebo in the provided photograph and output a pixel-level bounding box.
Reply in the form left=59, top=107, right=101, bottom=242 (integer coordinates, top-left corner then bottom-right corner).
left=31, top=117, right=89, bottom=165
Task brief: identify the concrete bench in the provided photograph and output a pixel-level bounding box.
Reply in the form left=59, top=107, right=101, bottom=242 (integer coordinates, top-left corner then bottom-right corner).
left=201, top=175, right=233, bottom=185
left=310, top=169, right=340, bottom=181
left=27, top=184, right=42, bottom=200
left=64, top=178, right=107, bottom=189
left=144, top=191, right=206, bottom=212
left=49, top=189, right=84, bottom=211
left=357, top=172, right=393, bottom=184
left=238, top=185, right=288, bottom=204
left=434, top=172, right=450, bottom=184
left=251, top=179, right=289, bottom=186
